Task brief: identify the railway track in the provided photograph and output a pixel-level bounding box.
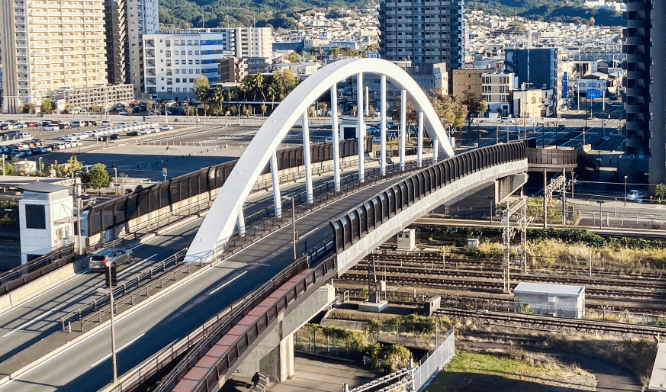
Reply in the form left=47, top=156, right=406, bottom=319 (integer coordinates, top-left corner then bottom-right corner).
left=349, top=264, right=666, bottom=290
left=337, top=273, right=666, bottom=301
left=434, top=307, right=665, bottom=337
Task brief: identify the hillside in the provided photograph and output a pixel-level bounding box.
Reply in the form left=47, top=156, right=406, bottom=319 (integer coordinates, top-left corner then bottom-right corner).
left=158, top=0, right=374, bottom=30
left=158, top=0, right=622, bottom=31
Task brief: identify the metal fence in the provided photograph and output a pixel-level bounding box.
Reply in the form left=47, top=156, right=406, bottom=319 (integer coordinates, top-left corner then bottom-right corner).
left=331, top=141, right=528, bottom=252
left=86, top=138, right=371, bottom=237
left=413, top=330, right=455, bottom=391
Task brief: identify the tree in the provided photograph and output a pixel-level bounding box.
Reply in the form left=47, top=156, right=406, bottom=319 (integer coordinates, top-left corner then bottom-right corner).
left=84, top=163, right=110, bottom=190
left=269, top=68, right=299, bottom=102
left=146, top=100, right=154, bottom=110
left=317, top=101, right=328, bottom=116
left=461, top=92, right=488, bottom=128
left=655, top=184, right=666, bottom=201
left=194, top=75, right=210, bottom=102
left=287, top=51, right=300, bottom=62
left=430, top=87, right=467, bottom=133
left=41, top=98, right=54, bottom=113
left=260, top=103, right=267, bottom=117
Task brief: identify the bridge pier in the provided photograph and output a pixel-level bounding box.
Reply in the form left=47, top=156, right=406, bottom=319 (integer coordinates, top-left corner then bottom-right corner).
left=331, top=85, right=341, bottom=191
left=400, top=89, right=406, bottom=171
left=357, top=73, right=365, bottom=183
left=302, top=112, right=314, bottom=203
left=380, top=75, right=387, bottom=176
left=270, top=152, right=282, bottom=218
left=235, top=284, right=335, bottom=383
left=494, top=173, right=528, bottom=204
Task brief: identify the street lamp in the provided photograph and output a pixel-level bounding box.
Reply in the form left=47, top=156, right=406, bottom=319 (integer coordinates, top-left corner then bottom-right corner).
left=487, top=196, right=494, bottom=223
left=114, top=168, right=118, bottom=195
left=624, top=175, right=628, bottom=207
left=95, top=267, right=117, bottom=385
left=597, top=200, right=604, bottom=229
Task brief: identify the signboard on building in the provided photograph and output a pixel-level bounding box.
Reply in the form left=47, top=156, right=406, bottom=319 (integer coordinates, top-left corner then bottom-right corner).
left=562, top=72, right=568, bottom=99
left=367, top=52, right=380, bottom=59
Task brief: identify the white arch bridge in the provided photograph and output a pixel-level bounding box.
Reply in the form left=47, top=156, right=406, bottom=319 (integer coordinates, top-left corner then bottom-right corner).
left=185, top=58, right=457, bottom=264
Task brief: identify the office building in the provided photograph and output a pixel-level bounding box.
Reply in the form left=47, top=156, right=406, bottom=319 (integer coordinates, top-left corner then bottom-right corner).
left=142, top=27, right=272, bottom=98
left=482, top=72, right=517, bottom=117
left=379, top=0, right=465, bottom=92
left=504, top=47, right=563, bottom=105
left=452, top=69, right=486, bottom=99
left=1, top=0, right=108, bottom=113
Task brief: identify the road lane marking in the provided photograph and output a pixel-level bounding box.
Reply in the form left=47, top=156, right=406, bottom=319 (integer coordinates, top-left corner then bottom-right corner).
left=120, top=253, right=158, bottom=276
left=208, top=271, right=248, bottom=295
left=0, top=269, right=89, bottom=319
left=90, top=333, right=145, bottom=367
left=2, top=310, right=55, bottom=338
left=300, top=228, right=317, bottom=238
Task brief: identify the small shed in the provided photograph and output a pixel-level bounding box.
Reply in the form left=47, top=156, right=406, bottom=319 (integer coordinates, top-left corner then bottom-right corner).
left=513, top=282, right=585, bottom=319
left=396, top=229, right=416, bottom=251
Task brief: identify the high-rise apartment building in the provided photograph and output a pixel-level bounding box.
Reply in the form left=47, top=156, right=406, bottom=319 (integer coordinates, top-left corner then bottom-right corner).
left=623, top=0, right=652, bottom=160
left=127, top=0, right=158, bottom=96
left=104, top=0, right=129, bottom=84
left=142, top=27, right=272, bottom=98
left=631, top=0, right=666, bottom=184
left=379, top=0, right=465, bottom=92
left=0, top=0, right=108, bottom=113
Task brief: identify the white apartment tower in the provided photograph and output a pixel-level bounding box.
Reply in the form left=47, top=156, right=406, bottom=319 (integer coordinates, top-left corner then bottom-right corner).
left=127, top=0, right=158, bottom=96
left=0, top=0, right=108, bottom=113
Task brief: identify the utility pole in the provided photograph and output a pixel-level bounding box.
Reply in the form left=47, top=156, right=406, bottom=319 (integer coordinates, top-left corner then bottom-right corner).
left=561, top=167, right=566, bottom=225
left=75, top=178, right=82, bottom=255
left=291, top=197, right=297, bottom=260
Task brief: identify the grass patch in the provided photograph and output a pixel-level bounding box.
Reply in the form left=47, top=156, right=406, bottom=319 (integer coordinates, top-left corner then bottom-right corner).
left=426, top=349, right=595, bottom=392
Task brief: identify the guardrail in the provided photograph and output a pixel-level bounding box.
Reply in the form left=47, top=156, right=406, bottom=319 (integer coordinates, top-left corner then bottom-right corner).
left=330, top=141, right=528, bottom=252
left=0, top=244, right=75, bottom=296
left=155, top=250, right=338, bottom=392
left=60, top=249, right=189, bottom=333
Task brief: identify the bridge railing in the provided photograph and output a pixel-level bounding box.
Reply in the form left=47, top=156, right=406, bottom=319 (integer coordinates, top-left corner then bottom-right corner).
left=330, top=141, right=528, bottom=252
left=0, top=244, right=75, bottom=296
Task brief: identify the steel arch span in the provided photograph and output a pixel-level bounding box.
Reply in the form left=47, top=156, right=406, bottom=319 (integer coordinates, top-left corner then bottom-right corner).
left=185, top=58, right=455, bottom=263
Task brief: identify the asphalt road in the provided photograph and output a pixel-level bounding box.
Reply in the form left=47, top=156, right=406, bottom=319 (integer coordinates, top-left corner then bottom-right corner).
left=0, top=169, right=411, bottom=392
left=0, top=168, right=361, bottom=369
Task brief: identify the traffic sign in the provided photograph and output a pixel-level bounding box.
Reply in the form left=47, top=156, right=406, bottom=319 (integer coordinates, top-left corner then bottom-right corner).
left=586, top=89, right=601, bottom=99
left=163, top=167, right=167, bottom=180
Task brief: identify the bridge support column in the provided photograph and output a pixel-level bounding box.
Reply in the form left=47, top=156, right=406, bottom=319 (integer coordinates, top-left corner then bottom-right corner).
left=433, top=136, right=439, bottom=162
left=271, top=152, right=282, bottom=218
left=380, top=75, right=387, bottom=176
left=235, top=284, right=335, bottom=382
left=357, top=72, right=365, bottom=182
left=302, top=112, right=313, bottom=203
left=237, top=207, right=245, bottom=237
left=400, top=89, right=406, bottom=170
left=331, top=85, right=341, bottom=191
left=417, top=110, right=424, bottom=167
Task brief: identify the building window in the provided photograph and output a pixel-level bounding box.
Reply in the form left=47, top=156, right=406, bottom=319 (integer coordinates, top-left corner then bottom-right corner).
left=25, top=204, right=46, bottom=229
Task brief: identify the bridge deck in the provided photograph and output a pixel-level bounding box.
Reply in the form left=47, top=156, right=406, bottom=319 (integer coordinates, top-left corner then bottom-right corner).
left=0, top=174, right=410, bottom=392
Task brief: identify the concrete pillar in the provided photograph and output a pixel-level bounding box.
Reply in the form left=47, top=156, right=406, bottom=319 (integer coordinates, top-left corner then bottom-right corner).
left=417, top=110, right=424, bottom=167
left=331, top=85, right=341, bottom=191
left=380, top=75, right=387, bottom=176
left=237, top=207, right=245, bottom=237
left=270, top=152, right=282, bottom=218
left=400, top=89, right=406, bottom=170
left=357, top=73, right=365, bottom=182
left=279, top=333, right=295, bottom=381
left=302, top=112, right=313, bottom=203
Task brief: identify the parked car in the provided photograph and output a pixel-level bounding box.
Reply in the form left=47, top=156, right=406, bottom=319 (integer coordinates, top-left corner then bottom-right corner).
left=26, top=122, right=38, bottom=127
left=159, top=125, right=173, bottom=131
left=126, top=131, right=140, bottom=136
left=101, top=120, right=111, bottom=127
left=88, top=249, right=133, bottom=272
left=43, top=124, right=58, bottom=131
